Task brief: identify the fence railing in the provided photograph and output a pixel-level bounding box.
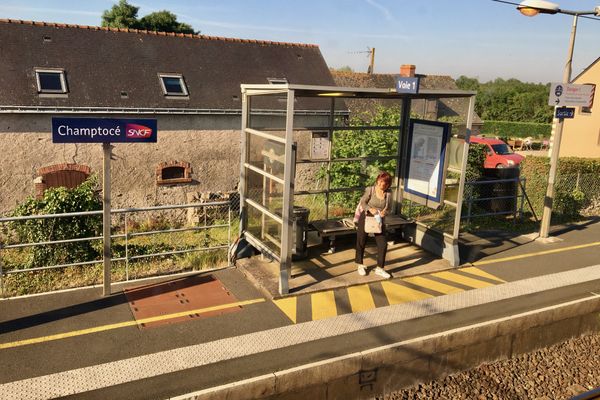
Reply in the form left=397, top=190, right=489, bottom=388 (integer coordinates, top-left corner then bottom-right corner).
left=0, top=201, right=232, bottom=297
left=462, top=177, right=532, bottom=223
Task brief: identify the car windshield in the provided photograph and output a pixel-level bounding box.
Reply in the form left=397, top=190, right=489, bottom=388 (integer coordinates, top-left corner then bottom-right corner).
left=491, top=144, right=513, bottom=155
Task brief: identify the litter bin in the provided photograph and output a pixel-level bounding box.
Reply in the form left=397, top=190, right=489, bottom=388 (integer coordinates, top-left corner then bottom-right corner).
left=292, top=206, right=310, bottom=260
left=482, top=168, right=520, bottom=213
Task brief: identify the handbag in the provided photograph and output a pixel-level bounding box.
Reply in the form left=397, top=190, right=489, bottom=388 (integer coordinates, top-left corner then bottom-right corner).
left=364, top=215, right=382, bottom=234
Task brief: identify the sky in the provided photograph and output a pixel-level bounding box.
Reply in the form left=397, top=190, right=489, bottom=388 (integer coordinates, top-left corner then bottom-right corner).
left=1, top=0, right=599, bottom=84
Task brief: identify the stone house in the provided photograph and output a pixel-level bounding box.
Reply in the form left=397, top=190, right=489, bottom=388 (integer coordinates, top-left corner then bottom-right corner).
left=0, top=19, right=336, bottom=214
left=331, top=65, right=483, bottom=135
left=560, top=57, right=599, bottom=158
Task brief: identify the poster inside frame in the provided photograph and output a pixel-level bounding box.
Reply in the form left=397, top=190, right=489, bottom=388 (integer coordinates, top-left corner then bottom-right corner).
left=403, top=119, right=451, bottom=209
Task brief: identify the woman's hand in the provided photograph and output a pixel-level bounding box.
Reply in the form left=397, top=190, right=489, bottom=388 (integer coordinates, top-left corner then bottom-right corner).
left=368, top=208, right=378, bottom=215
left=380, top=210, right=387, bottom=217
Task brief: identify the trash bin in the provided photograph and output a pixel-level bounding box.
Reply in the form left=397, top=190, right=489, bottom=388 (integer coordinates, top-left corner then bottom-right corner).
left=482, top=168, right=520, bottom=213
left=292, top=206, right=310, bottom=260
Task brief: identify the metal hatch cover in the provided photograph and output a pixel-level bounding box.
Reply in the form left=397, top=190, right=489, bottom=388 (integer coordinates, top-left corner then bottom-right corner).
left=124, top=275, right=241, bottom=329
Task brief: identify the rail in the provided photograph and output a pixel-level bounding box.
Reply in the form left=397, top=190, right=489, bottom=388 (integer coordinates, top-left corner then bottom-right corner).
left=0, top=201, right=232, bottom=297
left=461, top=177, right=537, bottom=223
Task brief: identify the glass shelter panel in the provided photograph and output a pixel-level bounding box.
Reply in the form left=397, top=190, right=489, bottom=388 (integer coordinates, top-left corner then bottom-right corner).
left=246, top=168, right=284, bottom=216
left=246, top=204, right=282, bottom=256
left=247, top=134, right=285, bottom=181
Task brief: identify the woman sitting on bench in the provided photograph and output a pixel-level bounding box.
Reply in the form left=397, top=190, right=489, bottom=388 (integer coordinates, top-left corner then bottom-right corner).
left=355, top=171, right=393, bottom=279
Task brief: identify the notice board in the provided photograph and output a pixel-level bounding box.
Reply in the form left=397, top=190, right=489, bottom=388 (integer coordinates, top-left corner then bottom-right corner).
left=403, top=119, right=451, bottom=209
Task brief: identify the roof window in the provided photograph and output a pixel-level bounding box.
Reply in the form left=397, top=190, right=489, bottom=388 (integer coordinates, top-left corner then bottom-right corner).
left=268, top=77, right=288, bottom=84
left=159, top=74, right=188, bottom=96
left=35, top=69, right=67, bottom=94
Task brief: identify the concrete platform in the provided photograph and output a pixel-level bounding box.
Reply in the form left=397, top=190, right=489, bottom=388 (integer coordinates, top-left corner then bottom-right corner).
left=237, top=235, right=452, bottom=298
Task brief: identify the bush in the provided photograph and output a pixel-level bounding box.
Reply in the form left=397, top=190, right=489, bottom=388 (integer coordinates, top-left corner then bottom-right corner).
left=11, top=176, right=102, bottom=268
left=481, top=121, right=551, bottom=139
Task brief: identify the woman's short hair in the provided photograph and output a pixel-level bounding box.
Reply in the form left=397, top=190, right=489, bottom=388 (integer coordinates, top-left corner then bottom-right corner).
left=376, top=171, right=392, bottom=189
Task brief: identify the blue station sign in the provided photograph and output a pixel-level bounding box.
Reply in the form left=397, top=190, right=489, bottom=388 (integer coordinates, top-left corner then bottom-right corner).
left=555, top=107, right=575, bottom=119
left=52, top=118, right=158, bottom=143
left=395, top=77, right=420, bottom=94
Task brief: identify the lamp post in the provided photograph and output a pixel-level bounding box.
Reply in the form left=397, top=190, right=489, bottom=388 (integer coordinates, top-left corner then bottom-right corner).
left=516, top=0, right=600, bottom=239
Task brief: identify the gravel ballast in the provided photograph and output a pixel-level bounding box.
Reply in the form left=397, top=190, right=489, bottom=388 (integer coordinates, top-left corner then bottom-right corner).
left=380, top=333, right=600, bottom=400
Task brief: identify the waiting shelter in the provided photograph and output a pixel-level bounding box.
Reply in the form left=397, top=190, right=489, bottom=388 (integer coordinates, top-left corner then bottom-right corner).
left=239, top=83, right=476, bottom=295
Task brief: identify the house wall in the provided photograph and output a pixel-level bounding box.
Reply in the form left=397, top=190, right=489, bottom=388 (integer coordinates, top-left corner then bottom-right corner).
left=0, top=113, right=327, bottom=214
left=560, top=66, right=600, bottom=158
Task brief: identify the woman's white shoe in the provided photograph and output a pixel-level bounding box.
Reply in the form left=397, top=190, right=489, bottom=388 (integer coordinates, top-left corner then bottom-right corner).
left=374, top=267, right=391, bottom=279
left=357, top=264, right=367, bottom=276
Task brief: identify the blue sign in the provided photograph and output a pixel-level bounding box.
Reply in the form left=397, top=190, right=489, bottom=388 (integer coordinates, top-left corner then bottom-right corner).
left=395, top=77, right=420, bottom=94
left=52, top=118, right=157, bottom=143
left=555, top=107, right=575, bottom=119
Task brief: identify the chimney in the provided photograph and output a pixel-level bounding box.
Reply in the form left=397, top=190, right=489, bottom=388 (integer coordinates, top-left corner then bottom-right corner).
left=400, top=64, right=416, bottom=77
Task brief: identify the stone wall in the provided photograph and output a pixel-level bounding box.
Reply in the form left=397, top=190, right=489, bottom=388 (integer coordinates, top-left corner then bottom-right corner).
left=0, top=114, right=242, bottom=214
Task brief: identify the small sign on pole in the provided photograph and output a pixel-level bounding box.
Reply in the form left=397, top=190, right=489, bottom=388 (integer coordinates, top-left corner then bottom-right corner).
left=555, top=107, right=575, bottom=119
left=51, top=117, right=157, bottom=296
left=548, top=83, right=595, bottom=107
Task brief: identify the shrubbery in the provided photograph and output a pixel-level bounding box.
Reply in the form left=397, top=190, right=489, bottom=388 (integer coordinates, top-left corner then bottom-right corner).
left=11, top=176, right=102, bottom=268
left=481, top=121, right=551, bottom=139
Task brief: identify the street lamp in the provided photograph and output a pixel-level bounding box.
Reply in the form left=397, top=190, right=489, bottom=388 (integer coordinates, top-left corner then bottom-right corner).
left=516, top=1, right=600, bottom=239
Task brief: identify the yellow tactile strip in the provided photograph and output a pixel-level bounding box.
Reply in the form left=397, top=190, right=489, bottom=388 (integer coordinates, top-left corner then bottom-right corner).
left=273, top=267, right=506, bottom=324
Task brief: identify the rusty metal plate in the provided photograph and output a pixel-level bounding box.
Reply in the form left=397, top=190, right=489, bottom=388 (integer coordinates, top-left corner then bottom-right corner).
left=124, top=275, right=240, bottom=329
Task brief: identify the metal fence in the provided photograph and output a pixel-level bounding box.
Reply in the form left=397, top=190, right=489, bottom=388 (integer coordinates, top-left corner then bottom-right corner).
left=0, top=200, right=232, bottom=297
left=461, top=177, right=530, bottom=223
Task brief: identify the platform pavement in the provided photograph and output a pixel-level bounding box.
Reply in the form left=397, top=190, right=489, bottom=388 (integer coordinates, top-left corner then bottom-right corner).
left=1, top=219, right=599, bottom=399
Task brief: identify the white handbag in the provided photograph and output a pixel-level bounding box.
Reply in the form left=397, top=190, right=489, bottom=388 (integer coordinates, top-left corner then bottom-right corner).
left=364, top=215, right=382, bottom=234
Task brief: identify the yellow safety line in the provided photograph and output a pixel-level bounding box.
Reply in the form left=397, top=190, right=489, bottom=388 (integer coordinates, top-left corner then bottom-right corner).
left=432, top=271, right=494, bottom=289
left=403, top=276, right=464, bottom=295
left=381, top=281, right=433, bottom=305
left=311, top=291, right=337, bottom=321
left=273, top=297, right=298, bottom=324
left=0, top=298, right=265, bottom=350
left=347, top=284, right=376, bottom=313
left=472, top=241, right=600, bottom=266
left=460, top=267, right=506, bottom=283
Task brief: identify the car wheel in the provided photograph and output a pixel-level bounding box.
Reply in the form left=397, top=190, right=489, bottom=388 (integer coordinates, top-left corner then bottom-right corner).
left=496, top=163, right=506, bottom=169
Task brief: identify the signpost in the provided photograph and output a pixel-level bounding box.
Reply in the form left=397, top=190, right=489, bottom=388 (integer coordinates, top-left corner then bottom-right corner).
left=548, top=83, right=595, bottom=107
left=51, top=118, right=157, bottom=296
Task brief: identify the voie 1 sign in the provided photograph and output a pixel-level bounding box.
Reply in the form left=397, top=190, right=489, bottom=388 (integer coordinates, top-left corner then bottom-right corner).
left=52, top=118, right=157, bottom=143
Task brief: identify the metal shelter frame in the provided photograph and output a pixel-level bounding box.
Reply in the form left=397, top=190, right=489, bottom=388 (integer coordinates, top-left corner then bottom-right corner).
left=239, top=83, right=476, bottom=295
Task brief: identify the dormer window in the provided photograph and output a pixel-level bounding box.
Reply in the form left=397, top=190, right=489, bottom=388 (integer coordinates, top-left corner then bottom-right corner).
left=267, top=77, right=288, bottom=84
left=35, top=69, right=67, bottom=94
left=158, top=74, right=188, bottom=96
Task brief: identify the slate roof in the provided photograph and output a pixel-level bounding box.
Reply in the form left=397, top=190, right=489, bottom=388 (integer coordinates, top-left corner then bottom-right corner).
left=0, top=19, right=336, bottom=111
left=331, top=70, right=482, bottom=125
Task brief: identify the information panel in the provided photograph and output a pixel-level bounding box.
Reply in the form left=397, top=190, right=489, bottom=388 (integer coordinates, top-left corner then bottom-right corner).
left=52, top=118, right=157, bottom=143
left=403, top=119, right=451, bottom=209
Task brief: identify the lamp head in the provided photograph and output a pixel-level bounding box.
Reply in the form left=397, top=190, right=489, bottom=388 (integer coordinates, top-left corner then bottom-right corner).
left=517, top=0, right=560, bottom=16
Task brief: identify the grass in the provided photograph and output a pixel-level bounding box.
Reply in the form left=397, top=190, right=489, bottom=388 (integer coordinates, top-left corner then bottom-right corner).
left=0, top=220, right=238, bottom=297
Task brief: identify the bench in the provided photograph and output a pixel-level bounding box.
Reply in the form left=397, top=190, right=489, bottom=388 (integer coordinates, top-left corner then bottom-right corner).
left=310, top=215, right=413, bottom=253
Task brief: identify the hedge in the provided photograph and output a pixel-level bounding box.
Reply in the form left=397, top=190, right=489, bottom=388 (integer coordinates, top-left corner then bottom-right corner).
left=520, top=156, right=600, bottom=218
left=481, top=121, right=552, bottom=139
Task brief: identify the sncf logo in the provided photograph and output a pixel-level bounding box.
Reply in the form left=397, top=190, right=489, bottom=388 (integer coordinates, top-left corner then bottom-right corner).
left=126, top=124, right=153, bottom=139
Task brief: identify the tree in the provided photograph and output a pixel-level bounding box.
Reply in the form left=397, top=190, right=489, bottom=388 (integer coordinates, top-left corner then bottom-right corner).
left=139, top=11, right=195, bottom=34
left=101, top=0, right=139, bottom=29
left=101, top=0, right=198, bottom=34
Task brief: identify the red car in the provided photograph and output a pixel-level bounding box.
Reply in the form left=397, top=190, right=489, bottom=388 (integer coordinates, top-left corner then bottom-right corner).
left=470, top=136, right=524, bottom=169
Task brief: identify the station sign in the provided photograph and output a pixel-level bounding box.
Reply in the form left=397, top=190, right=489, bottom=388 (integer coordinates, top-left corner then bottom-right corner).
left=52, top=118, right=158, bottom=143
left=548, top=83, right=595, bottom=107
left=395, top=77, right=420, bottom=94
left=555, top=107, right=575, bottom=119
